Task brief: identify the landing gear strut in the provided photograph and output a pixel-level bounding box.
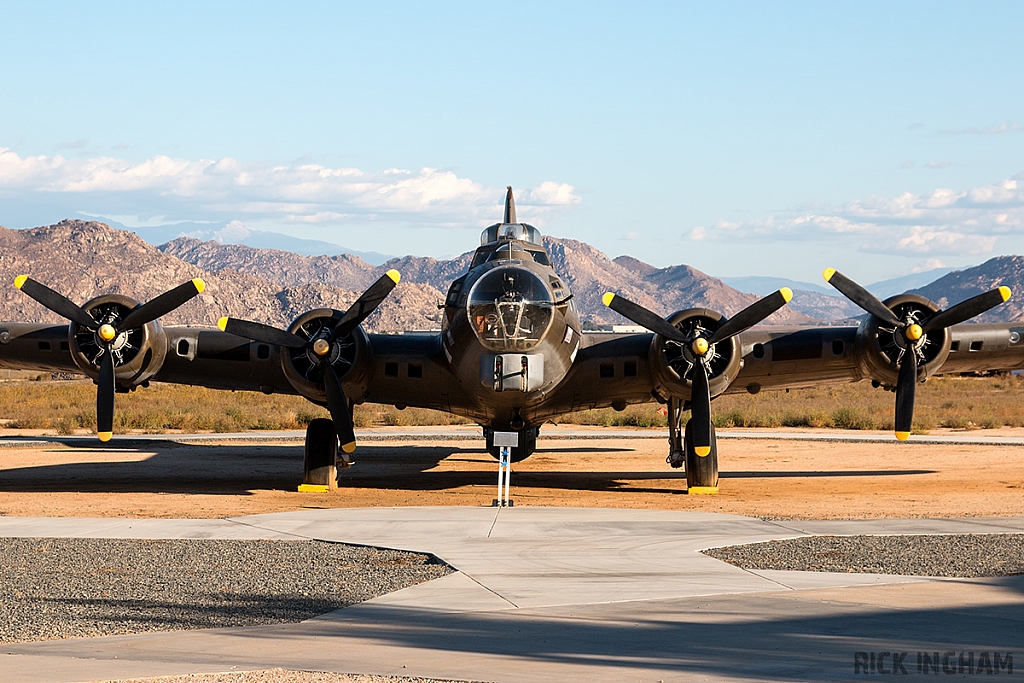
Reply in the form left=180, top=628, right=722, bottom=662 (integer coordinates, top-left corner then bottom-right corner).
left=666, top=397, right=685, bottom=468
left=684, top=418, right=718, bottom=493
left=303, top=417, right=339, bottom=488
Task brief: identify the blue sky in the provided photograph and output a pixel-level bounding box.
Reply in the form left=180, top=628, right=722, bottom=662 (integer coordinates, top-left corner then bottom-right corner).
left=2, top=1, right=1023, bottom=282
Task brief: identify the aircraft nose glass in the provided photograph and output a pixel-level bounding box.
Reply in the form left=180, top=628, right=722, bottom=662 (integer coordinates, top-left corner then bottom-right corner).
left=468, top=267, right=554, bottom=352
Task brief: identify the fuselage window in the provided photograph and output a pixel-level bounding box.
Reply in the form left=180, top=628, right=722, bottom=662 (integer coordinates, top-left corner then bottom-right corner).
left=623, top=360, right=638, bottom=377
left=256, top=344, right=271, bottom=360
left=177, top=339, right=190, bottom=356
left=384, top=361, right=399, bottom=377
left=600, top=363, right=614, bottom=378
left=831, top=339, right=845, bottom=356
left=752, top=343, right=765, bottom=359
left=408, top=363, right=423, bottom=378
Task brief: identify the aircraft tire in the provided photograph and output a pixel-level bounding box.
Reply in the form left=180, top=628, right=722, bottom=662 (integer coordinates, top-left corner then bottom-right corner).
left=684, top=418, right=719, bottom=490
left=304, top=418, right=338, bottom=486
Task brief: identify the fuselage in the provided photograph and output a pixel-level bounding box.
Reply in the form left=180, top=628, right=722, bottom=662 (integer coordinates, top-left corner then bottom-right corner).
left=440, top=221, right=581, bottom=431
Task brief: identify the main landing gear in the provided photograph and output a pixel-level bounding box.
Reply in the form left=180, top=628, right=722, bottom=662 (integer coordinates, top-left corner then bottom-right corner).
left=302, top=417, right=351, bottom=490
left=666, top=397, right=719, bottom=494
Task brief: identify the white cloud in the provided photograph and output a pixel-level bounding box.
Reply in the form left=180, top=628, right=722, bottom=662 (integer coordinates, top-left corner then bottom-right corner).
left=694, top=172, right=1024, bottom=256
left=939, top=121, right=1022, bottom=136
left=912, top=258, right=946, bottom=273
left=622, top=231, right=641, bottom=241
left=0, top=148, right=581, bottom=228
left=924, top=161, right=951, bottom=169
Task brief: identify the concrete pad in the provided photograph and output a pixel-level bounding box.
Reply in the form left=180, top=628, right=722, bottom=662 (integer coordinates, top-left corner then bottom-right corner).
left=0, top=516, right=302, bottom=539
left=3, top=507, right=1022, bottom=682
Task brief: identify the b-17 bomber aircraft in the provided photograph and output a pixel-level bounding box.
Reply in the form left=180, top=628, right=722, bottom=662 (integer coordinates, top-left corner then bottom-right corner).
left=0, top=187, right=1020, bottom=493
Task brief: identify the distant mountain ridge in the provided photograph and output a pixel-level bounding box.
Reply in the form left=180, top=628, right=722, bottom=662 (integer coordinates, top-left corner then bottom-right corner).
left=0, top=220, right=1020, bottom=331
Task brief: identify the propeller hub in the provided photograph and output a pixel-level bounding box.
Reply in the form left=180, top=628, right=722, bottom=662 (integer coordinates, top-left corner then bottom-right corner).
left=691, top=337, right=710, bottom=356
left=97, top=324, right=117, bottom=342
left=312, top=338, right=331, bottom=357
left=905, top=323, right=923, bottom=342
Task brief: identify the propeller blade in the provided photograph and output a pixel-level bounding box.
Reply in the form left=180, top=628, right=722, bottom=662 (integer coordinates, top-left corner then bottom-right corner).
left=217, top=317, right=307, bottom=348
left=14, top=276, right=98, bottom=329
left=322, top=360, right=357, bottom=461
left=96, top=348, right=115, bottom=442
left=823, top=268, right=902, bottom=328
left=689, top=360, right=713, bottom=456
left=894, top=345, right=918, bottom=441
left=118, top=279, right=206, bottom=331
left=921, top=286, right=1011, bottom=333
left=331, top=270, right=401, bottom=341
left=601, top=293, right=688, bottom=343
left=708, top=288, right=793, bottom=344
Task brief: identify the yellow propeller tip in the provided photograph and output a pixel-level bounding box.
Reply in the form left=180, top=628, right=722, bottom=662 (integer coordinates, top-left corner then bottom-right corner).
left=97, top=431, right=112, bottom=442
left=895, top=431, right=910, bottom=441
left=694, top=446, right=711, bottom=457
left=822, top=268, right=836, bottom=282
left=341, top=442, right=357, bottom=454
left=217, top=317, right=229, bottom=332
left=779, top=287, right=793, bottom=303
left=601, top=292, right=615, bottom=307
left=999, top=286, right=1012, bottom=302
left=13, top=275, right=27, bottom=290
left=192, top=278, right=206, bottom=294
left=386, top=269, right=401, bottom=284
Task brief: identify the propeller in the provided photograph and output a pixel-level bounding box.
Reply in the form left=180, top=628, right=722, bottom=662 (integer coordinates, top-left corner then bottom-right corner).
left=217, top=269, right=401, bottom=462
left=823, top=268, right=1011, bottom=440
left=603, top=288, right=793, bottom=456
left=14, top=276, right=206, bottom=441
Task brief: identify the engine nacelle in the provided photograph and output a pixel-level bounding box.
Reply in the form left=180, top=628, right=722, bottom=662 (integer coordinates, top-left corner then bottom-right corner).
left=854, top=293, right=952, bottom=387
left=68, top=294, right=169, bottom=388
left=648, top=308, right=743, bottom=401
left=280, top=308, right=371, bottom=403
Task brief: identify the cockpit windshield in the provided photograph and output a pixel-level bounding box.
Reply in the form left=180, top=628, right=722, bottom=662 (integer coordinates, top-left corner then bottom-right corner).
left=467, top=266, right=554, bottom=352
left=479, top=222, right=542, bottom=246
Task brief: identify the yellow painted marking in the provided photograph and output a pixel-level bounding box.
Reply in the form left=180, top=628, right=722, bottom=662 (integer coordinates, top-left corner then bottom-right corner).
left=688, top=486, right=718, bottom=495
left=341, top=441, right=357, bottom=453
left=97, top=431, right=112, bottom=442
left=192, top=278, right=206, bottom=294
left=217, top=317, right=229, bottom=331
left=692, top=338, right=709, bottom=355
left=1000, top=286, right=1012, bottom=302
left=694, top=446, right=711, bottom=457
left=895, top=431, right=910, bottom=441
left=98, top=324, right=117, bottom=342
left=602, top=292, right=615, bottom=307
left=297, top=484, right=330, bottom=493
left=779, top=287, right=793, bottom=303
left=13, top=275, right=27, bottom=290
left=822, top=267, right=836, bottom=282
left=386, top=269, right=401, bottom=284
left=905, top=323, right=923, bottom=341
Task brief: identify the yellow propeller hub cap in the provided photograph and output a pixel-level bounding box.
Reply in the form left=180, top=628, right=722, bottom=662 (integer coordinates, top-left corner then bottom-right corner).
left=312, top=338, right=331, bottom=356
left=905, top=323, right=923, bottom=342
left=97, top=324, right=117, bottom=342
left=691, top=337, right=709, bottom=356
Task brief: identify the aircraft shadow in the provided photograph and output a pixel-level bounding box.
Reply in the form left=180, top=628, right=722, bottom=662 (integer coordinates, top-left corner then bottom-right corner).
left=0, top=442, right=937, bottom=495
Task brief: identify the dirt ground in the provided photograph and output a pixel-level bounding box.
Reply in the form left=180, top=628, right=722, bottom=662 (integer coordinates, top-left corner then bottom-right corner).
left=0, top=429, right=1022, bottom=519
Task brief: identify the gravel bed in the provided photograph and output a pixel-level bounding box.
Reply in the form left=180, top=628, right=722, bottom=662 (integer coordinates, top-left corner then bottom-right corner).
left=0, top=539, right=451, bottom=643
left=703, top=533, right=1024, bottom=577
left=102, top=671, right=482, bottom=683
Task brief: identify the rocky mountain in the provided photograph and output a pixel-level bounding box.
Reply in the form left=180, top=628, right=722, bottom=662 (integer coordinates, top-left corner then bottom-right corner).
left=5, top=220, right=1017, bottom=331
left=910, top=256, right=1024, bottom=323
left=163, top=233, right=815, bottom=327
left=0, top=221, right=443, bottom=332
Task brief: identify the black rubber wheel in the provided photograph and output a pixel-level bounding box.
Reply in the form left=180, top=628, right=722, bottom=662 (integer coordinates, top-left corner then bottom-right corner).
left=684, top=418, right=719, bottom=489
left=304, top=418, right=338, bottom=486
left=485, top=427, right=538, bottom=463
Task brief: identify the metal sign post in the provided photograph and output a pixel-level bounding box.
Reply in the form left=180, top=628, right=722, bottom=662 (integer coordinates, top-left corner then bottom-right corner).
left=492, top=431, right=518, bottom=507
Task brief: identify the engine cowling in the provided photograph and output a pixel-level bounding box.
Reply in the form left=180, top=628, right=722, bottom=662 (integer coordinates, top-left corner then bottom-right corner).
left=280, top=308, right=371, bottom=402
left=648, top=308, right=743, bottom=401
left=854, top=293, right=952, bottom=387
left=68, top=294, right=169, bottom=388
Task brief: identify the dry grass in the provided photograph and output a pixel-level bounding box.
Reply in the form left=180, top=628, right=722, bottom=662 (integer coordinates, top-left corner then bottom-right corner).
left=0, top=375, right=1021, bottom=434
